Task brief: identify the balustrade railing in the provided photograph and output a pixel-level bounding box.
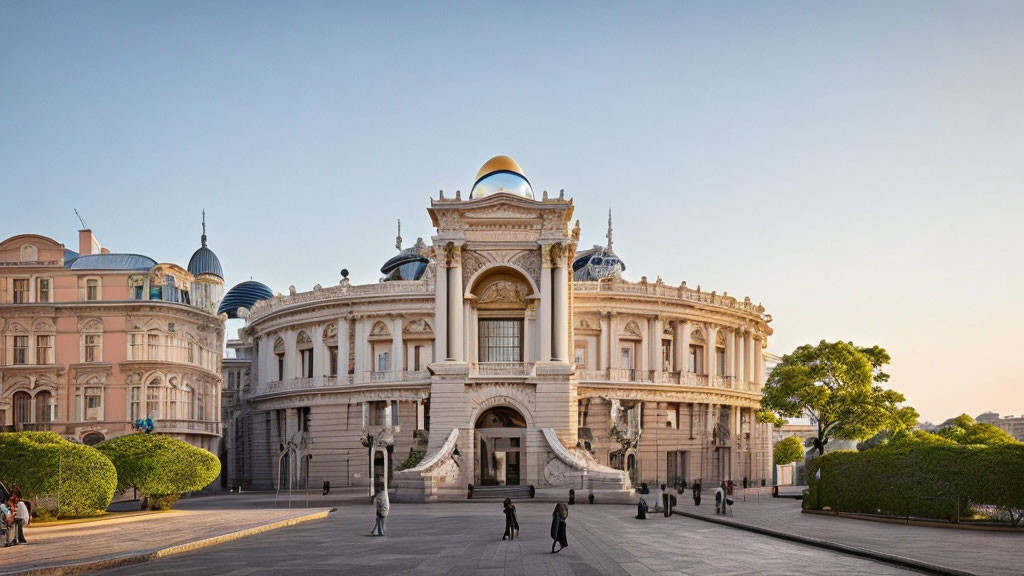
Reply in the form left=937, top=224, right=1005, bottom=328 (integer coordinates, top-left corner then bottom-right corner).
left=361, top=370, right=429, bottom=383
left=157, top=419, right=220, bottom=434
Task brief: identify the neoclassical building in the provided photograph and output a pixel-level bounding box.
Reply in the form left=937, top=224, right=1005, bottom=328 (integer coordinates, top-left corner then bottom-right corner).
left=0, top=221, right=225, bottom=451
left=223, top=156, right=774, bottom=500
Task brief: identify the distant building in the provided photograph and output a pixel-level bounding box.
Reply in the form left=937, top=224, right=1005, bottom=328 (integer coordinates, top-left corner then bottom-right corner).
left=975, top=412, right=1024, bottom=442
left=0, top=221, right=225, bottom=451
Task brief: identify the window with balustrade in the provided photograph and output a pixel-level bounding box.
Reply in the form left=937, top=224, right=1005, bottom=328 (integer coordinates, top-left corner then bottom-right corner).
left=478, top=319, right=523, bottom=363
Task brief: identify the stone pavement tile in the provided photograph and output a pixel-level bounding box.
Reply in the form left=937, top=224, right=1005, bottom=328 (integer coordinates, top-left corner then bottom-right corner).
left=88, top=500, right=928, bottom=576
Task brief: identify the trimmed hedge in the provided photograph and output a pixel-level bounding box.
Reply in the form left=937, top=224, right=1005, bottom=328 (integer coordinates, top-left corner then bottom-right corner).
left=806, top=442, right=1024, bottom=524
left=97, top=434, right=220, bottom=509
left=0, top=432, right=117, bottom=516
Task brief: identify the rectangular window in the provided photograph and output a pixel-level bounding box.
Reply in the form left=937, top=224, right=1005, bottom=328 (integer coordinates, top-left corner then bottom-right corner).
left=277, top=354, right=285, bottom=380
left=134, top=285, right=144, bottom=300
left=85, top=334, right=101, bottom=363
left=716, top=347, right=726, bottom=376
left=13, top=336, right=28, bottom=364
left=36, top=335, right=53, bottom=364
left=130, top=334, right=143, bottom=360
left=86, top=279, right=99, bottom=301
left=130, top=387, right=142, bottom=420
left=147, top=387, right=160, bottom=419
left=85, top=387, right=102, bottom=419
left=147, top=334, right=160, bottom=360
left=377, top=351, right=389, bottom=372
left=329, top=346, right=338, bottom=376
left=689, top=345, right=703, bottom=374
left=12, top=279, right=29, bottom=303
left=620, top=347, right=633, bottom=370
left=187, top=343, right=195, bottom=364
left=478, top=319, right=523, bottom=363
left=414, top=346, right=422, bottom=371
left=301, top=349, right=314, bottom=378
left=574, top=346, right=586, bottom=367
left=37, top=279, right=50, bottom=302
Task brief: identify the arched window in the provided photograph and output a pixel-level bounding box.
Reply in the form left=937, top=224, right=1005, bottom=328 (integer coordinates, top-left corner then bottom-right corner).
left=146, top=376, right=162, bottom=418
left=166, top=377, right=179, bottom=419
left=183, top=384, right=194, bottom=419
left=13, top=391, right=31, bottom=426
left=34, top=390, right=52, bottom=423
left=297, top=331, right=313, bottom=378
left=274, top=337, right=285, bottom=380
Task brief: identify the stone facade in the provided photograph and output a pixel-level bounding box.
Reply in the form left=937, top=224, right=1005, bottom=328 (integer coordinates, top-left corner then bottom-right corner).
left=222, top=158, right=774, bottom=500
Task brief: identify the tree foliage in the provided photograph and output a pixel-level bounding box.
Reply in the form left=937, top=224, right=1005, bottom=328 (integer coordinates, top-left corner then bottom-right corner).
left=0, top=432, right=116, bottom=516
left=760, top=340, right=918, bottom=458
left=935, top=414, right=1018, bottom=446
left=806, top=442, right=1024, bottom=526
left=97, top=434, right=220, bottom=509
left=773, top=436, right=805, bottom=465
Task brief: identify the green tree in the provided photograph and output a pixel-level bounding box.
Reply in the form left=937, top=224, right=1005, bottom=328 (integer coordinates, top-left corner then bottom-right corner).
left=935, top=414, right=1018, bottom=446
left=760, top=340, right=918, bottom=459
left=773, top=436, right=805, bottom=465
left=97, top=434, right=220, bottom=510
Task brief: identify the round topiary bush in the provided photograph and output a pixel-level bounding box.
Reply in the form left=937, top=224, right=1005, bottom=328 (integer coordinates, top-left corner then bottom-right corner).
left=97, top=434, right=220, bottom=510
left=0, top=431, right=117, bottom=517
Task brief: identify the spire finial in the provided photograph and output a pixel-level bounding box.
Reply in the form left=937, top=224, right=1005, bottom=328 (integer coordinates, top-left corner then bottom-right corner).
left=395, top=219, right=403, bottom=251
left=201, top=210, right=208, bottom=246
left=606, top=208, right=614, bottom=251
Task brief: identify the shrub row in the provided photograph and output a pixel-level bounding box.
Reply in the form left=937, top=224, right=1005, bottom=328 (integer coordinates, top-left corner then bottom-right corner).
left=806, top=442, right=1024, bottom=523
left=0, top=431, right=221, bottom=516
left=0, top=432, right=116, bottom=516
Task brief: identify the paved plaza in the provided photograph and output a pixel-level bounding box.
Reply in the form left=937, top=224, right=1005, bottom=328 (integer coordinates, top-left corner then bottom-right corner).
left=90, top=498, right=923, bottom=576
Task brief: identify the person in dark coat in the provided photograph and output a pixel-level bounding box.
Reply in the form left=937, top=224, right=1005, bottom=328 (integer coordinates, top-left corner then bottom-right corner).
left=692, top=481, right=702, bottom=506
left=635, top=496, right=648, bottom=519
left=502, top=498, right=520, bottom=540
left=550, top=502, right=568, bottom=553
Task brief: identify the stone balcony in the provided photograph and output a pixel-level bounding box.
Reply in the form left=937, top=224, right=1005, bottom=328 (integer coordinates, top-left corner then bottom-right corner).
left=470, top=362, right=532, bottom=377
left=156, top=419, right=221, bottom=436
left=360, top=370, right=430, bottom=384
left=577, top=368, right=760, bottom=392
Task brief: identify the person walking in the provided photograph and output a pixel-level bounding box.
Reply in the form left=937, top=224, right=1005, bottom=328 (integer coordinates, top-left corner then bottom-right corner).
left=550, top=502, right=568, bottom=553
left=501, top=498, right=519, bottom=541
left=1, top=496, right=15, bottom=548
left=370, top=488, right=390, bottom=536
left=12, top=494, right=28, bottom=544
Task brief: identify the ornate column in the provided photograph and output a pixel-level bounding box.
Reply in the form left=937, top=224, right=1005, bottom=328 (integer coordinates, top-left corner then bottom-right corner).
left=755, top=336, right=765, bottom=384
left=312, top=326, right=324, bottom=383
left=736, top=330, right=746, bottom=385
left=609, top=312, right=619, bottom=369
left=433, top=249, right=448, bottom=362
left=679, top=321, right=691, bottom=373
left=445, top=242, right=464, bottom=361
left=706, top=326, right=718, bottom=378
left=392, top=316, right=404, bottom=372
left=524, top=302, right=535, bottom=363
left=651, top=316, right=663, bottom=374
left=639, top=317, right=650, bottom=373
left=551, top=242, right=569, bottom=362
left=539, top=244, right=552, bottom=361
left=338, top=317, right=350, bottom=379
left=600, top=312, right=611, bottom=370
left=745, top=331, right=755, bottom=383
left=726, top=329, right=736, bottom=378
left=353, top=319, right=366, bottom=380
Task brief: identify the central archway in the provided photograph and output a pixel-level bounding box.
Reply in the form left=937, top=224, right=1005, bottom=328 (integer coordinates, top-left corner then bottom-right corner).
left=475, top=406, right=527, bottom=486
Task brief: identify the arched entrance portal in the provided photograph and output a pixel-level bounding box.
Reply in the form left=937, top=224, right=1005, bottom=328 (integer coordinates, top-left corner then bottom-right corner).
left=475, top=406, right=527, bottom=486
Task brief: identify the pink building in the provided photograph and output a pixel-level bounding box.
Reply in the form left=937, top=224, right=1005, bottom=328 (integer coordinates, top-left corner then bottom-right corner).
left=0, top=226, right=225, bottom=452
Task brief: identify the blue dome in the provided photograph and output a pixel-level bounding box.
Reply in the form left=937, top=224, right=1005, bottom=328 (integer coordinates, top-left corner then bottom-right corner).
left=381, top=238, right=429, bottom=281
left=572, top=246, right=626, bottom=282
left=188, top=242, right=223, bottom=279
left=218, top=281, right=273, bottom=318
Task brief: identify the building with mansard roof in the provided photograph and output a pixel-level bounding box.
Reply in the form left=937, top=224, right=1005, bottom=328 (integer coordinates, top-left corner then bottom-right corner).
left=222, top=156, right=774, bottom=501
left=0, top=219, right=226, bottom=452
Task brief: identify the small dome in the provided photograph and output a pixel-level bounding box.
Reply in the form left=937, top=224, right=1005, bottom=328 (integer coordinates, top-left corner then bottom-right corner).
left=188, top=245, right=223, bottom=279
left=572, top=245, right=626, bottom=282
left=470, top=155, right=534, bottom=200
left=218, top=281, right=273, bottom=318
left=381, top=238, right=429, bottom=281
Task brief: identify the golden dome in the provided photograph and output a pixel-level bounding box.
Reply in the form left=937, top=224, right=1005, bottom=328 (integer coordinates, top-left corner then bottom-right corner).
left=475, top=155, right=525, bottom=183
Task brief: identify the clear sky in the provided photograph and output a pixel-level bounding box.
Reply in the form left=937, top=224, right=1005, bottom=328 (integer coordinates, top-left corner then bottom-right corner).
left=2, top=1, right=1022, bottom=423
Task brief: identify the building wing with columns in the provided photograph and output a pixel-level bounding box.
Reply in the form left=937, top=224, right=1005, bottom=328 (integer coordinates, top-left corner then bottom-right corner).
left=221, top=156, right=774, bottom=501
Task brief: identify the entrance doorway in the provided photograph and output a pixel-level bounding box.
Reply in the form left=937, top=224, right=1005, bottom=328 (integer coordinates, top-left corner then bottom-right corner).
left=475, top=406, right=526, bottom=486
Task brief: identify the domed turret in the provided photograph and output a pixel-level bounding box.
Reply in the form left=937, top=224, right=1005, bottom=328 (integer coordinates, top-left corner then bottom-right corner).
left=573, top=209, right=626, bottom=281
left=381, top=220, right=429, bottom=281
left=218, top=281, right=273, bottom=319
left=470, top=155, right=534, bottom=200
left=187, top=211, right=225, bottom=314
